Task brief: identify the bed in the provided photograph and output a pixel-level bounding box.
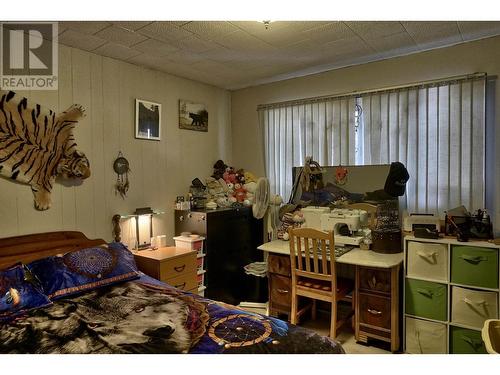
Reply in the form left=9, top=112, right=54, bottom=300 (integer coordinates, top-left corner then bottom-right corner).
left=0, top=231, right=344, bottom=354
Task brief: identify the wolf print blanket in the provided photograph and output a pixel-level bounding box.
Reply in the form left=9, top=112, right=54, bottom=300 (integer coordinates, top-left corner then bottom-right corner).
left=0, top=281, right=344, bottom=354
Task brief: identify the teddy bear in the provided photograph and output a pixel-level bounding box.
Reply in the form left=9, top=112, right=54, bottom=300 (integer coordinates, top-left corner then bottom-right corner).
left=277, top=208, right=305, bottom=240
left=235, top=169, right=246, bottom=184
left=223, top=166, right=237, bottom=184
left=234, top=183, right=247, bottom=203
left=212, top=160, right=227, bottom=180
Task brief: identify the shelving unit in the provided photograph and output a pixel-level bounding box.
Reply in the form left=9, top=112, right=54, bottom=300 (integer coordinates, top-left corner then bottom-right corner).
left=403, top=235, right=500, bottom=354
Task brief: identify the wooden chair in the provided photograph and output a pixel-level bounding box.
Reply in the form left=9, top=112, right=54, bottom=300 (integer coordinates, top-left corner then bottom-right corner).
left=347, top=202, right=378, bottom=229
left=289, top=227, right=354, bottom=339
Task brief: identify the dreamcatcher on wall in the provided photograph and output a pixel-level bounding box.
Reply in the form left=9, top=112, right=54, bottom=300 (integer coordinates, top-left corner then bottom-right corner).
left=113, top=151, right=130, bottom=199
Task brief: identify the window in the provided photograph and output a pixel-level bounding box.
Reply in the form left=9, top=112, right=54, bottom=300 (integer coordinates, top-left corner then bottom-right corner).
left=258, top=75, right=486, bottom=214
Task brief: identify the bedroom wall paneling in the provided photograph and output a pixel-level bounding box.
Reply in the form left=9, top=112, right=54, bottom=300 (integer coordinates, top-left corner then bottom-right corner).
left=0, top=44, right=232, bottom=244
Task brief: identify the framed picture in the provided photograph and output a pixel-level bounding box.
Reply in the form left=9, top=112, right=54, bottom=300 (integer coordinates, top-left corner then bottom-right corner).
left=135, top=99, right=161, bottom=141
left=179, top=99, right=208, bottom=132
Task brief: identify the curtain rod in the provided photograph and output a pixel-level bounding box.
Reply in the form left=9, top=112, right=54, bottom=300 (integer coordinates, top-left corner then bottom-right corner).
left=257, top=72, right=487, bottom=111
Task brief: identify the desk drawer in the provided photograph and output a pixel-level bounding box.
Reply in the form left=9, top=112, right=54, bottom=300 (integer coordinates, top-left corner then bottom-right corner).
left=269, top=274, right=291, bottom=309
left=451, top=286, right=498, bottom=329
left=451, top=246, right=498, bottom=289
left=268, top=254, right=291, bottom=277
left=449, top=326, right=487, bottom=354
left=359, top=292, right=391, bottom=330
left=405, top=317, right=447, bottom=354
left=159, top=253, right=197, bottom=280
left=405, top=278, right=447, bottom=321
left=163, top=271, right=197, bottom=292
left=407, top=241, right=448, bottom=282
left=359, top=267, right=391, bottom=295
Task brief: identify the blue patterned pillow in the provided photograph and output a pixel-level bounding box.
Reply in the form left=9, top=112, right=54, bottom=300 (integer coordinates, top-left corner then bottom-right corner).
left=26, top=242, right=140, bottom=300
left=0, top=264, right=52, bottom=321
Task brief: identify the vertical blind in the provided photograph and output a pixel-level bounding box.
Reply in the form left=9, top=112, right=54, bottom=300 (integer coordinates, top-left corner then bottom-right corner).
left=259, top=97, right=356, bottom=201
left=359, top=77, right=485, bottom=213
left=259, top=75, right=486, bottom=214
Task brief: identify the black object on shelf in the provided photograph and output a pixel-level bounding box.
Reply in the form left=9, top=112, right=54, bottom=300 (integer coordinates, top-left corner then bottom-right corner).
left=174, top=206, right=264, bottom=305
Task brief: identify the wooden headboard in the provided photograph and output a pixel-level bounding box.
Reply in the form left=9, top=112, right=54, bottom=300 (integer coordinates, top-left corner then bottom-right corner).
left=0, top=231, right=106, bottom=269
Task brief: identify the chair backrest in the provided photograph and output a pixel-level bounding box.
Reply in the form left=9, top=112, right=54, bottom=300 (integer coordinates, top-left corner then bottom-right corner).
left=289, top=227, right=336, bottom=282
left=347, top=202, right=378, bottom=229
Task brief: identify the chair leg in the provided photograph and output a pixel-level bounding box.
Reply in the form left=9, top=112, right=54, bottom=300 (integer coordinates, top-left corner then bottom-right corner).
left=290, top=290, right=298, bottom=325
left=311, top=299, right=317, bottom=320
left=330, top=300, right=337, bottom=339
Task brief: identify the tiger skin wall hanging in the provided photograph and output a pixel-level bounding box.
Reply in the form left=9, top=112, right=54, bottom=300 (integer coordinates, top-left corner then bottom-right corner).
left=0, top=91, right=91, bottom=210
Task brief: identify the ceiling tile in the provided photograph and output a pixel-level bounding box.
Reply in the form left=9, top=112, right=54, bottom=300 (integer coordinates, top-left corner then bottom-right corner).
left=58, top=30, right=107, bottom=51
left=345, top=21, right=405, bottom=39
left=132, top=38, right=179, bottom=56
left=180, top=21, right=240, bottom=41
left=458, top=21, right=500, bottom=41
left=251, top=26, right=311, bottom=47
left=165, top=50, right=205, bottom=65
left=301, top=22, right=357, bottom=44
left=402, top=21, right=462, bottom=47
left=137, top=22, right=194, bottom=42
left=95, top=25, right=148, bottom=47
left=215, top=30, right=275, bottom=52
left=364, top=32, right=418, bottom=53
left=169, top=35, right=220, bottom=53
left=112, top=21, right=153, bottom=31
left=127, top=54, right=172, bottom=70
left=60, top=21, right=111, bottom=35
left=93, top=42, right=142, bottom=60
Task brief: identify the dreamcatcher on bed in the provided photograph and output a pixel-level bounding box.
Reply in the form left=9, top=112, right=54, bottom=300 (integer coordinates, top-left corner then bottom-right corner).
left=113, top=151, right=130, bottom=199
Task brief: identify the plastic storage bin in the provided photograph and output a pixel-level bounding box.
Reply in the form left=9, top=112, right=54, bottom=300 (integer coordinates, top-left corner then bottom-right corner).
left=173, top=235, right=205, bottom=256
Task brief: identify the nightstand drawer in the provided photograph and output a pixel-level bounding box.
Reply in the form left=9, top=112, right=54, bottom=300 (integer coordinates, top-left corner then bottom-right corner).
left=405, top=317, right=447, bottom=354
left=407, top=241, right=448, bottom=282
left=359, top=292, right=391, bottom=330
left=451, top=286, right=498, bottom=329
left=164, top=271, right=197, bottom=292
left=159, top=253, right=197, bottom=280
left=405, top=278, right=447, bottom=321
left=359, top=267, right=391, bottom=295
left=451, top=246, right=498, bottom=288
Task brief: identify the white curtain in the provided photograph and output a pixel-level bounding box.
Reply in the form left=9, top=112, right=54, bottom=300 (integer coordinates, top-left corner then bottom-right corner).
left=359, top=77, right=486, bottom=214
left=259, top=98, right=356, bottom=201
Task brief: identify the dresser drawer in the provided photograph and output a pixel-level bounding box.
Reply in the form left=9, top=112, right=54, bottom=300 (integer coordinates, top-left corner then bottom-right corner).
left=407, top=241, right=448, bottom=282
left=359, top=293, right=391, bottom=329
left=449, top=326, right=487, bottom=354
left=451, top=246, right=498, bottom=289
left=451, top=286, right=498, bottom=329
left=268, top=254, right=291, bottom=277
left=405, top=317, right=447, bottom=354
left=358, top=267, right=391, bottom=295
left=159, top=253, right=197, bottom=281
left=164, top=271, right=197, bottom=292
left=405, top=278, right=447, bottom=321
left=269, top=274, right=291, bottom=309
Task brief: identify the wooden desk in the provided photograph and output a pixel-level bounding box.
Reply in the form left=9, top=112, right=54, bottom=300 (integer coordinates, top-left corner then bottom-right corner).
left=259, top=240, right=403, bottom=352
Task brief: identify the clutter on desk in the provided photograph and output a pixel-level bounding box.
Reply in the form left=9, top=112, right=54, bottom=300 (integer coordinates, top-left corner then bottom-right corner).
left=445, top=205, right=493, bottom=242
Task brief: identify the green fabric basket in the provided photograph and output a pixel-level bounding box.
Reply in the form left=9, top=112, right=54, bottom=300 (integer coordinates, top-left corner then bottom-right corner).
left=405, top=278, right=447, bottom=321
left=450, top=326, right=487, bottom=354
left=451, top=246, right=498, bottom=289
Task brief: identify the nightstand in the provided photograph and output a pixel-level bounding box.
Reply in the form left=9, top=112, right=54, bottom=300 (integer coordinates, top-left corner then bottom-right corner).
left=133, top=247, right=198, bottom=293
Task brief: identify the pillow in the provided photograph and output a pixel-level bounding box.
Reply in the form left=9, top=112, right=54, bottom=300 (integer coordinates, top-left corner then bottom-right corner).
left=0, top=264, right=52, bottom=321
left=26, top=242, right=140, bottom=300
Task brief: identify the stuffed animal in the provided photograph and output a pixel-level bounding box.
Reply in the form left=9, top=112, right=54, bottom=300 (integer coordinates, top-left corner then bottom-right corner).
left=244, top=171, right=257, bottom=183
left=234, top=183, right=247, bottom=203
left=235, top=169, right=246, bottom=184
left=212, top=160, right=227, bottom=180
left=223, top=167, right=237, bottom=184
left=277, top=210, right=304, bottom=240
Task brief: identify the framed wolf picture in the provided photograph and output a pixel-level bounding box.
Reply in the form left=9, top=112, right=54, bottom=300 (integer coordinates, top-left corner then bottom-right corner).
left=179, top=100, right=208, bottom=132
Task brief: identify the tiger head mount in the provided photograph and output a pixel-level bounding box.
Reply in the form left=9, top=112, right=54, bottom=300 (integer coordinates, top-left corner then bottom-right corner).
left=0, top=91, right=91, bottom=210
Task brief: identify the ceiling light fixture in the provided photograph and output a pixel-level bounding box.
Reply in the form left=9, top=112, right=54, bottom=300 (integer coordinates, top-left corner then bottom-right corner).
left=262, top=20, right=272, bottom=30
